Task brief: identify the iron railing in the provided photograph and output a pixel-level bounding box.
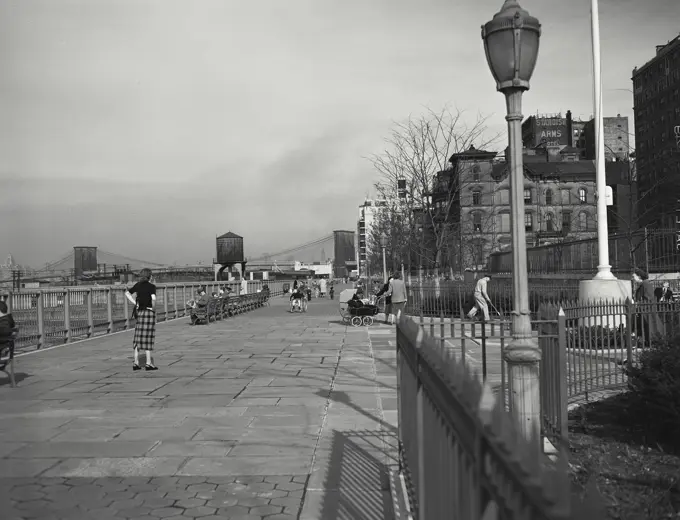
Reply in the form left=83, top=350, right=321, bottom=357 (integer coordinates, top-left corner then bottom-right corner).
left=1, top=280, right=288, bottom=352
left=404, top=279, right=582, bottom=318
left=396, top=315, right=591, bottom=519
left=489, top=228, right=680, bottom=275
left=403, top=299, right=680, bottom=454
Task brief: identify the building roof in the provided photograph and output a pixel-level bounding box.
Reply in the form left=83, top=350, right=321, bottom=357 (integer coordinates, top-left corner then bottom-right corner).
left=633, top=34, right=680, bottom=76
left=449, top=145, right=497, bottom=162
left=559, top=146, right=580, bottom=155
left=491, top=160, right=596, bottom=180
left=217, top=232, right=242, bottom=239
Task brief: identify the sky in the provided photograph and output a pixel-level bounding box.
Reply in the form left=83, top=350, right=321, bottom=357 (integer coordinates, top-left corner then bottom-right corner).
left=1, top=0, right=678, bottom=267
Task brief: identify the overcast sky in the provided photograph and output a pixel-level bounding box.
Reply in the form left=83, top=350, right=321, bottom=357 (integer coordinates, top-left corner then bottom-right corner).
left=1, top=0, right=678, bottom=267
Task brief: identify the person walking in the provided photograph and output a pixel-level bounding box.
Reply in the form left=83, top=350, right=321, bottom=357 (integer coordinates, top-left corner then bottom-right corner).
left=467, top=274, right=492, bottom=322
left=387, top=272, right=407, bottom=322
left=125, top=268, right=158, bottom=371
left=376, top=275, right=393, bottom=324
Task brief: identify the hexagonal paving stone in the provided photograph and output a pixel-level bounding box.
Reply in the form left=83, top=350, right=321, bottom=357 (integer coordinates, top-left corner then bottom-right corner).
left=186, top=483, right=217, bottom=493
left=216, top=504, right=250, bottom=516
left=150, top=506, right=186, bottom=518
left=183, top=505, right=218, bottom=517
left=175, top=498, right=208, bottom=508
left=250, top=504, right=284, bottom=516
left=273, top=482, right=304, bottom=492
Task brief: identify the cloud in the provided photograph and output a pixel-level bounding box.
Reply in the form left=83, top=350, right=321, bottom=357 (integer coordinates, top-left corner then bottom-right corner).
left=1, top=0, right=678, bottom=266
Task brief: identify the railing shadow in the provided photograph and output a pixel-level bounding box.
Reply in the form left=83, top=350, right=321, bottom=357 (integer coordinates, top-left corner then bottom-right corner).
left=318, top=429, right=397, bottom=520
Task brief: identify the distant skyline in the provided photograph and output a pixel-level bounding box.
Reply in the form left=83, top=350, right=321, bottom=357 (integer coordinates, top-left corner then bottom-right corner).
left=1, top=0, right=678, bottom=267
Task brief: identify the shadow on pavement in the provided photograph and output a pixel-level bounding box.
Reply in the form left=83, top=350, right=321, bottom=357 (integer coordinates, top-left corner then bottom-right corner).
left=0, top=371, right=29, bottom=387
left=319, top=430, right=397, bottom=520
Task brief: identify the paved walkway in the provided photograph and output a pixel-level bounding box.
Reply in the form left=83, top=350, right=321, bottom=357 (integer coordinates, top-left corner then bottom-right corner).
left=0, top=292, right=400, bottom=520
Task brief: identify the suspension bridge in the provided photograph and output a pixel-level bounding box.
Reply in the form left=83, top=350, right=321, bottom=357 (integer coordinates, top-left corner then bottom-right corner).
left=1, top=232, right=350, bottom=285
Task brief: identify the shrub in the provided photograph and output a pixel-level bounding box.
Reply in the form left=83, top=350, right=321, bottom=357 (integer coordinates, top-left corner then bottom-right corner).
left=626, top=332, right=680, bottom=447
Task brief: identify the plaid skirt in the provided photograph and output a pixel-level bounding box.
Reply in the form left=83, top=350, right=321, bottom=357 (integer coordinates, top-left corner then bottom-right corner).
left=133, top=309, right=156, bottom=351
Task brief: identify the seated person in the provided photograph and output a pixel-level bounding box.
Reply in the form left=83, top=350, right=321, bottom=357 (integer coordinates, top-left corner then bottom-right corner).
left=190, top=287, right=210, bottom=324
left=261, top=284, right=270, bottom=297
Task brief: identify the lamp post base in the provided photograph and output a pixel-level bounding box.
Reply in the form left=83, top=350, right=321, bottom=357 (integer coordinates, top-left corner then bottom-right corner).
left=578, top=278, right=633, bottom=327
left=504, top=335, right=541, bottom=451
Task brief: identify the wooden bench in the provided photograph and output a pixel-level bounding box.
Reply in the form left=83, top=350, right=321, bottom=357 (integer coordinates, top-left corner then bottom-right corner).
left=0, top=338, right=16, bottom=388
left=191, top=299, right=221, bottom=325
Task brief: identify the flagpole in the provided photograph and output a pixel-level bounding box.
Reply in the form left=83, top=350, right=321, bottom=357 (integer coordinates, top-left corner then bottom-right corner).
left=590, top=0, right=615, bottom=280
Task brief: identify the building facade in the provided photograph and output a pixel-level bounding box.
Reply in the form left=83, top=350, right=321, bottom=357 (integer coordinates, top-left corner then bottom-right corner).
left=632, top=34, right=680, bottom=228
left=583, top=115, right=631, bottom=162
left=356, top=198, right=388, bottom=278
left=444, top=147, right=598, bottom=270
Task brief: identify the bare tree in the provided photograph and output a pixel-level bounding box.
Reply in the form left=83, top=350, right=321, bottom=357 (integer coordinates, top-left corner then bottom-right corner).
left=369, top=106, right=500, bottom=276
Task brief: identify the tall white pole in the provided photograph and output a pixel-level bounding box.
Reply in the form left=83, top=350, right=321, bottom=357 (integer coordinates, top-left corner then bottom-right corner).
left=591, top=0, right=615, bottom=280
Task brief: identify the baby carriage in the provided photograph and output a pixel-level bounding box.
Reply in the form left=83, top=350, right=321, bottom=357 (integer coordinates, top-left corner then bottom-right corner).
left=339, top=289, right=379, bottom=327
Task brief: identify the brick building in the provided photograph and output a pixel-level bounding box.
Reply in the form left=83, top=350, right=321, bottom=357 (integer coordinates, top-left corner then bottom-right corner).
left=430, top=146, right=598, bottom=270
left=583, top=115, right=631, bottom=161
left=632, top=34, right=680, bottom=228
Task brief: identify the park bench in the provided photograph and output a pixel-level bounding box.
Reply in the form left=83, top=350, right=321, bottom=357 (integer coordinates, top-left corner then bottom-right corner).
left=0, top=337, right=16, bottom=388
left=190, top=294, right=267, bottom=326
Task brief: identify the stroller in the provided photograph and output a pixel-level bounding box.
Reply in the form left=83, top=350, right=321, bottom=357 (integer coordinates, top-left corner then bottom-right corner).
left=339, top=290, right=379, bottom=327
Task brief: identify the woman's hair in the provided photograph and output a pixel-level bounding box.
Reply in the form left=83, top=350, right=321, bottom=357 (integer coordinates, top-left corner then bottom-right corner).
left=0, top=301, right=8, bottom=314
left=634, top=268, right=648, bottom=280
left=138, top=268, right=152, bottom=282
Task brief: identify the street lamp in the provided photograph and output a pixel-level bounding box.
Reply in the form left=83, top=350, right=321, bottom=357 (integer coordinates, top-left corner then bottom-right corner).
left=380, top=235, right=388, bottom=283
left=482, top=0, right=542, bottom=447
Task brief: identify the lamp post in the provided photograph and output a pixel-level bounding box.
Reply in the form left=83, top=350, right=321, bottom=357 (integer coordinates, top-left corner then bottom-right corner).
left=482, top=0, right=542, bottom=447
left=380, top=235, right=388, bottom=283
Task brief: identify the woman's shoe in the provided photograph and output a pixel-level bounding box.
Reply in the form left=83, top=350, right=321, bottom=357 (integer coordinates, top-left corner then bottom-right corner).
left=145, top=364, right=158, bottom=371
left=133, top=363, right=141, bottom=371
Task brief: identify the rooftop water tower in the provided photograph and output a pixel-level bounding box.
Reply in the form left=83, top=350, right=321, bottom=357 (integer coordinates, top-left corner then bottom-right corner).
left=214, top=232, right=246, bottom=281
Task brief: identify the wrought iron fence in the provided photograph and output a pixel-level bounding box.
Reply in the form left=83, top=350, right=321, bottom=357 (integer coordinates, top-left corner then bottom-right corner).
left=1, top=280, right=287, bottom=352
left=489, top=228, right=680, bottom=275
left=396, top=315, right=592, bottom=519
left=404, top=279, right=581, bottom=318
left=403, top=299, right=680, bottom=454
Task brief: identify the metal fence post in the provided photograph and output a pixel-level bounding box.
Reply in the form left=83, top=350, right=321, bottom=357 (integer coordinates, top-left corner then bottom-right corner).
left=86, top=289, right=93, bottom=338
left=415, top=336, right=426, bottom=519
left=163, top=287, right=169, bottom=321
left=174, top=286, right=178, bottom=319
left=107, top=288, right=113, bottom=334
left=64, top=290, right=71, bottom=343
left=183, top=286, right=187, bottom=316
left=481, top=320, right=487, bottom=382
left=123, top=292, right=130, bottom=330
left=36, top=292, right=45, bottom=349
left=625, top=297, right=634, bottom=373
left=557, top=307, right=569, bottom=446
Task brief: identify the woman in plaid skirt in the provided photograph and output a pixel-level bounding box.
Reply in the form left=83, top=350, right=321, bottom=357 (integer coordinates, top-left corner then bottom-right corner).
left=125, top=268, right=158, bottom=371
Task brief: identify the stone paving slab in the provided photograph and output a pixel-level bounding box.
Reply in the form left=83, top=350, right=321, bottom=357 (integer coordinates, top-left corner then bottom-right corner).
left=0, top=291, right=400, bottom=519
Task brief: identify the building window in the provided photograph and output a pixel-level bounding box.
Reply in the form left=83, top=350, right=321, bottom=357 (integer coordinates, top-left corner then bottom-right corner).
left=579, top=212, right=588, bottom=230
left=472, top=212, right=482, bottom=232
left=472, top=190, right=481, bottom=205
left=545, top=212, right=555, bottom=232
left=524, top=189, right=532, bottom=203
left=472, top=164, right=481, bottom=182
left=545, top=189, right=553, bottom=205
left=562, top=211, right=572, bottom=232
left=578, top=188, right=587, bottom=203
left=524, top=212, right=533, bottom=231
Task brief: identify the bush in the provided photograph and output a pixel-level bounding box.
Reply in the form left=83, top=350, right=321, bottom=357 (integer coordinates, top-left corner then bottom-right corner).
left=626, top=333, right=680, bottom=447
